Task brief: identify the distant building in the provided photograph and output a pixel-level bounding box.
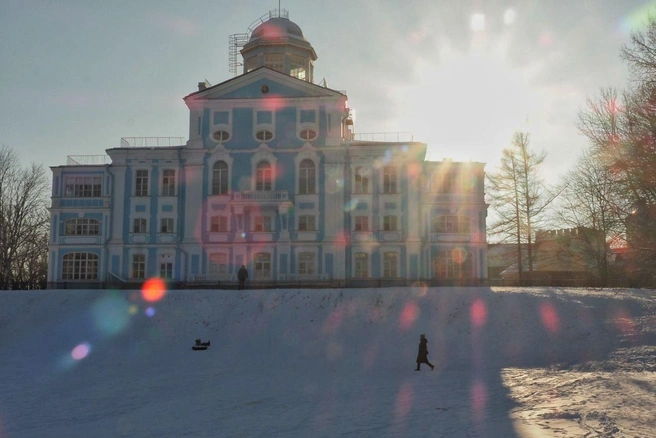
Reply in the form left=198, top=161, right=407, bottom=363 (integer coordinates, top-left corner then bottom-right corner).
left=625, top=200, right=656, bottom=286
left=47, top=10, right=488, bottom=288
left=500, top=227, right=606, bottom=286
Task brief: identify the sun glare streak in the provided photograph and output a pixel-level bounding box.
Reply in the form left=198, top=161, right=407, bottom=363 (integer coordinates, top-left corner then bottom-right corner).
left=142, top=277, right=167, bottom=302
left=470, top=379, right=488, bottom=418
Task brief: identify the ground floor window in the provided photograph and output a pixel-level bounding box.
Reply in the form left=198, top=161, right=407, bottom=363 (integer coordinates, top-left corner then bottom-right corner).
left=433, top=249, right=472, bottom=279
left=159, top=254, right=173, bottom=279
left=160, top=262, right=173, bottom=279
left=209, top=253, right=228, bottom=275
left=62, top=252, right=98, bottom=280
left=383, top=252, right=398, bottom=277
left=298, top=252, right=315, bottom=275
left=354, top=252, right=369, bottom=278
left=132, top=254, right=145, bottom=279
left=254, top=253, right=271, bottom=279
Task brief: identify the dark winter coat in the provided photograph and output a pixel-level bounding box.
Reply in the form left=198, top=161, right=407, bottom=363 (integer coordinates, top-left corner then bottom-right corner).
left=237, top=267, right=248, bottom=281
left=416, top=337, right=429, bottom=363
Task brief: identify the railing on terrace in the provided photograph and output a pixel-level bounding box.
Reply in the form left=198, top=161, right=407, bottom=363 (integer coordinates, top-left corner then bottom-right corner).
left=352, top=132, right=415, bottom=142
left=120, top=137, right=186, bottom=147
left=66, top=155, right=111, bottom=166
left=233, top=191, right=289, bottom=201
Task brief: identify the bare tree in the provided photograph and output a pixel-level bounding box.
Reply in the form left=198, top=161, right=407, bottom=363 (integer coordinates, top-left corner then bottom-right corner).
left=0, top=145, right=49, bottom=289
left=487, top=132, right=556, bottom=284
left=553, top=149, right=627, bottom=286
left=575, top=16, right=656, bottom=285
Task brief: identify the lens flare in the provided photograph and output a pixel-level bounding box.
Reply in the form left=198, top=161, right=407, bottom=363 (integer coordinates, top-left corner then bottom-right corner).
left=399, top=301, right=419, bottom=330
left=142, top=277, right=167, bottom=302
left=394, top=382, right=414, bottom=420
left=471, top=13, right=485, bottom=32
left=539, top=302, right=560, bottom=334
left=145, top=307, right=156, bottom=317
left=71, top=343, right=91, bottom=360
left=92, top=294, right=131, bottom=336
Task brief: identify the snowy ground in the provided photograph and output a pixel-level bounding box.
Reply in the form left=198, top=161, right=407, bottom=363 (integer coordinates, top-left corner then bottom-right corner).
left=1, top=286, right=655, bottom=437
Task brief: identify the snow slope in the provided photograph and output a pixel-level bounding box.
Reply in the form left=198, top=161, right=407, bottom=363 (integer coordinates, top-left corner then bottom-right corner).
left=1, top=286, right=655, bottom=437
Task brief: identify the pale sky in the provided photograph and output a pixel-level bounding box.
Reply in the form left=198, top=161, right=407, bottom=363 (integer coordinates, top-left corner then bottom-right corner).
left=1, top=0, right=653, bottom=181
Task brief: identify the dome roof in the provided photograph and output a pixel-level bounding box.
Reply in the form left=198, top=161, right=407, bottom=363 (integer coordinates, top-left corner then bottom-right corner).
left=249, top=17, right=306, bottom=43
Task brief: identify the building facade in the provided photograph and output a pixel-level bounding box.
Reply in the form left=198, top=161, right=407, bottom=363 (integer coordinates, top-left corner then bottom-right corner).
left=47, top=11, right=488, bottom=288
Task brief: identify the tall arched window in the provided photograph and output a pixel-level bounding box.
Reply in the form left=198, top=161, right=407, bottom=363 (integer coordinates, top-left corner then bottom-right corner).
left=62, top=253, right=98, bottom=280
left=256, top=161, right=272, bottom=191
left=299, top=159, right=316, bottom=194
left=212, top=161, right=229, bottom=195
left=433, top=249, right=472, bottom=279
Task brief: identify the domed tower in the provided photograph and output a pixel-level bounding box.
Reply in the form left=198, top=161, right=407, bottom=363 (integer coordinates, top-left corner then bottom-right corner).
left=239, top=11, right=317, bottom=82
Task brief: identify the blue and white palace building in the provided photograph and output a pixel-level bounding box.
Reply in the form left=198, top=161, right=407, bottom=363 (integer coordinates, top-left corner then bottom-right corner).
left=47, top=11, right=488, bottom=288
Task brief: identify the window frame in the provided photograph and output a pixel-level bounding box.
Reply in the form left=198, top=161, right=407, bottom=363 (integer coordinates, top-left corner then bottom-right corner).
left=256, top=161, right=273, bottom=191
left=64, top=218, right=100, bottom=236
left=135, top=170, right=149, bottom=197
left=62, top=252, right=98, bottom=280
left=160, top=218, right=175, bottom=234
left=161, top=169, right=176, bottom=197
left=298, top=159, right=316, bottom=195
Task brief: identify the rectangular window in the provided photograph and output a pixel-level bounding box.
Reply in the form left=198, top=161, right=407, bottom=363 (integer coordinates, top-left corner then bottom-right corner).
left=62, top=253, right=98, bottom=280
left=160, top=262, right=173, bottom=279
left=354, top=253, right=368, bottom=278
left=65, top=218, right=100, bottom=235
left=160, top=218, right=174, bottom=233
left=133, top=218, right=147, bottom=234
left=383, top=166, right=397, bottom=194
left=383, top=215, right=398, bottom=231
left=135, top=170, right=149, bottom=197
left=132, top=254, right=145, bottom=279
left=354, top=216, right=369, bottom=231
left=64, top=176, right=102, bottom=197
left=256, top=111, right=272, bottom=125
left=213, top=111, right=229, bottom=125
left=300, top=109, right=316, bottom=123
left=254, top=253, right=271, bottom=279
left=210, top=216, right=228, bottom=232
left=161, top=170, right=176, bottom=196
left=383, top=252, right=398, bottom=278
left=254, top=216, right=272, bottom=232
left=298, top=252, right=315, bottom=275
left=432, top=216, right=470, bottom=233
left=209, top=253, right=228, bottom=275
left=354, top=168, right=369, bottom=194
left=298, top=215, right=315, bottom=231
left=290, top=55, right=306, bottom=80
left=264, top=54, right=284, bottom=72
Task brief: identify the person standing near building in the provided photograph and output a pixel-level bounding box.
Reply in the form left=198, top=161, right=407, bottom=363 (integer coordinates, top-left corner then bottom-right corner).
left=415, top=334, right=434, bottom=371
left=237, top=265, right=248, bottom=290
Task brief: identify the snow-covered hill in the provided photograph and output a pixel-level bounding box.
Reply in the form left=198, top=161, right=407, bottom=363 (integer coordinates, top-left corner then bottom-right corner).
left=1, top=287, right=655, bottom=437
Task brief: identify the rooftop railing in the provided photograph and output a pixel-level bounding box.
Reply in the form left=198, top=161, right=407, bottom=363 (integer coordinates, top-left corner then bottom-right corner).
left=352, top=132, right=415, bottom=142
left=120, top=137, right=186, bottom=147
left=66, top=155, right=111, bottom=166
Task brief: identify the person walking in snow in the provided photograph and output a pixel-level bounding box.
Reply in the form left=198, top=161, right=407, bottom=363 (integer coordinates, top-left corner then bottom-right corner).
left=237, top=265, right=248, bottom=290
left=415, top=334, right=434, bottom=371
